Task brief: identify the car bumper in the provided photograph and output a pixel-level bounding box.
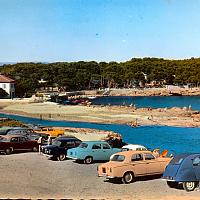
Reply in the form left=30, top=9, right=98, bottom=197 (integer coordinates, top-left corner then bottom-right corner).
left=67, top=155, right=78, bottom=160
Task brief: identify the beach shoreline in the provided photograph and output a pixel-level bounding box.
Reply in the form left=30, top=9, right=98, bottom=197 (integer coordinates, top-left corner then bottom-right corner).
left=1, top=100, right=200, bottom=128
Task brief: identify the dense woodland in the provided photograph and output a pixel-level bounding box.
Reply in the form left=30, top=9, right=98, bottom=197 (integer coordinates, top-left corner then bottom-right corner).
left=1, top=57, right=200, bottom=97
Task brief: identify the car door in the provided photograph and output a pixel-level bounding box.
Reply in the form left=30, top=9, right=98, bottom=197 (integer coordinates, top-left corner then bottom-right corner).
left=10, top=136, right=20, bottom=150
left=91, top=143, right=102, bottom=160
left=19, top=136, right=29, bottom=150
left=102, top=143, right=113, bottom=160
left=144, top=153, right=160, bottom=175
left=131, top=153, right=147, bottom=176
left=192, top=156, right=200, bottom=179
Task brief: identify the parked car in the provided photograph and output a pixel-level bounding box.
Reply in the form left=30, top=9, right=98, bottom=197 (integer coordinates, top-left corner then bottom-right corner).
left=162, top=153, right=200, bottom=191
left=42, top=136, right=82, bottom=161
left=0, top=126, right=48, bottom=140
left=122, top=144, right=148, bottom=151
left=98, top=150, right=172, bottom=184
left=34, top=127, right=64, bottom=137
left=67, top=141, right=121, bottom=164
left=0, top=135, right=39, bottom=154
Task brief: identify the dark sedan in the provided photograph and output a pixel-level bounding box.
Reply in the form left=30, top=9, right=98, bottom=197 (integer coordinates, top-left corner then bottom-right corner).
left=42, top=136, right=81, bottom=161
left=0, top=135, right=39, bottom=154
left=162, top=153, right=200, bottom=191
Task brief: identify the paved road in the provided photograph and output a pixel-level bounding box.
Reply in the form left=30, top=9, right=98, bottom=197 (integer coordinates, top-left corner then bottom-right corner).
left=0, top=153, right=199, bottom=199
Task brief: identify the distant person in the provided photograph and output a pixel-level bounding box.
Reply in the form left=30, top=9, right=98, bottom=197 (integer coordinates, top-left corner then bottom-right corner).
left=37, top=136, right=43, bottom=154
left=47, top=136, right=52, bottom=145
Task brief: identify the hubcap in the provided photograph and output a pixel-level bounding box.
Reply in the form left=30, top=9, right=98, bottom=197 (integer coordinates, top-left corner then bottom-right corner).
left=186, top=182, right=195, bottom=189
left=60, top=154, right=65, bottom=160
left=86, top=158, right=92, bottom=163
left=125, top=173, right=132, bottom=182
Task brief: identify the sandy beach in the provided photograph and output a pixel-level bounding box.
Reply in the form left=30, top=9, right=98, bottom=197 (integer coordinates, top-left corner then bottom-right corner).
left=1, top=99, right=200, bottom=127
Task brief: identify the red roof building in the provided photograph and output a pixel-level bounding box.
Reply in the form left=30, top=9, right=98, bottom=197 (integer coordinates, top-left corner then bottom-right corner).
left=0, top=74, right=15, bottom=83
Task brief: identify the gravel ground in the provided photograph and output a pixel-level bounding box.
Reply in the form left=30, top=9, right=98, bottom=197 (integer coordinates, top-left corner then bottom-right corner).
left=0, top=153, right=199, bottom=199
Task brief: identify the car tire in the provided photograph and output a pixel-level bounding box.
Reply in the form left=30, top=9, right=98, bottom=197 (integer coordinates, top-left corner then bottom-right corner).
left=5, top=148, right=12, bottom=155
left=57, top=154, right=66, bottom=161
left=57, top=134, right=62, bottom=137
left=167, top=181, right=179, bottom=188
left=84, top=156, right=93, bottom=164
left=122, top=172, right=135, bottom=184
left=32, top=147, right=38, bottom=152
left=183, top=181, right=198, bottom=192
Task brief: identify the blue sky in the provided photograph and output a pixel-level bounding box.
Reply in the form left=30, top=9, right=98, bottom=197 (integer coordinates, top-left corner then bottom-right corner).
left=0, top=0, right=200, bottom=62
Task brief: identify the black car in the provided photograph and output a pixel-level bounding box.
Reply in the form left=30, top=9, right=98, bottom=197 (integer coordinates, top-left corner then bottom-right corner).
left=42, top=136, right=82, bottom=161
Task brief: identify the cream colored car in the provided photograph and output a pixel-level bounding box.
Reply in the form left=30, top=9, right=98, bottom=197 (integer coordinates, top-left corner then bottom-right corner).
left=98, top=150, right=172, bottom=184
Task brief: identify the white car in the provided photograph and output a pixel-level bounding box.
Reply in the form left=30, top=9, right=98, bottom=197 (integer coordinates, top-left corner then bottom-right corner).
left=122, top=144, right=148, bottom=151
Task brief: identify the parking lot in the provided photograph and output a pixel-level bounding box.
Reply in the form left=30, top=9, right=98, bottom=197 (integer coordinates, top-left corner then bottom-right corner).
left=0, top=152, right=199, bottom=199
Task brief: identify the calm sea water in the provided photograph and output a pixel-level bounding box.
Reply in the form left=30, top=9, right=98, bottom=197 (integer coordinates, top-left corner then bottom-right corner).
left=1, top=113, right=200, bottom=155
left=92, top=96, right=200, bottom=110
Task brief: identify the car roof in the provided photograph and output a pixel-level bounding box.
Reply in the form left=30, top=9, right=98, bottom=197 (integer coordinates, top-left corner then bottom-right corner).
left=113, top=150, right=152, bottom=156
left=57, top=137, right=79, bottom=141
left=174, top=153, right=200, bottom=159
left=81, top=141, right=109, bottom=144
left=122, top=144, right=147, bottom=149
left=1, top=134, right=26, bottom=139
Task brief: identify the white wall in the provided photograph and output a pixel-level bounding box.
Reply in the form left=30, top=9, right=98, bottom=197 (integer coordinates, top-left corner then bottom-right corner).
left=0, top=82, right=15, bottom=98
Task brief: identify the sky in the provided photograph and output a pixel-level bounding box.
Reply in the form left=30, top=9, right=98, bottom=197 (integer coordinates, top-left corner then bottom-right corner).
left=0, top=0, right=200, bottom=62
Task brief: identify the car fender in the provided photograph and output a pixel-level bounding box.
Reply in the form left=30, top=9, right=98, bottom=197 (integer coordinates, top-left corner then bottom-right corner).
left=176, top=168, right=197, bottom=182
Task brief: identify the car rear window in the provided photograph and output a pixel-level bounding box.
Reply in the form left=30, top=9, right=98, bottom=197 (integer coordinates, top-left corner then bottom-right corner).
left=79, top=143, right=88, bottom=148
left=110, top=155, right=125, bottom=162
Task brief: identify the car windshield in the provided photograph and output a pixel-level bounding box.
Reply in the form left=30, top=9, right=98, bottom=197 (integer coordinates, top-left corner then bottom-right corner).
left=170, top=156, right=184, bottom=165
left=52, top=140, right=61, bottom=146
left=110, top=155, right=125, bottom=162
left=79, top=143, right=88, bottom=148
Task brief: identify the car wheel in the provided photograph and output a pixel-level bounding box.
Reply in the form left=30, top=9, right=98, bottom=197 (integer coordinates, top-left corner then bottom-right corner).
left=32, top=147, right=38, bottom=152
left=167, top=181, right=179, bottom=188
left=122, top=172, right=134, bottom=184
left=57, top=154, right=66, bottom=161
left=183, top=181, right=198, bottom=192
left=57, top=134, right=62, bottom=137
left=84, top=156, right=93, bottom=164
left=5, top=148, right=12, bottom=155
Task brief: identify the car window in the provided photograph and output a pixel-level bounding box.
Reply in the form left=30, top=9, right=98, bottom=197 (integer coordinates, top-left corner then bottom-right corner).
left=66, top=141, right=75, bottom=148
left=132, top=154, right=143, bottom=161
left=19, top=137, right=27, bottom=142
left=92, top=143, right=101, bottom=149
left=103, top=144, right=110, bottom=149
left=144, top=153, right=155, bottom=160
left=110, top=155, right=125, bottom=162
left=79, top=143, right=88, bottom=149
left=10, top=137, right=19, bottom=142
left=193, top=156, right=200, bottom=166
left=52, top=140, right=61, bottom=146
left=75, top=140, right=81, bottom=146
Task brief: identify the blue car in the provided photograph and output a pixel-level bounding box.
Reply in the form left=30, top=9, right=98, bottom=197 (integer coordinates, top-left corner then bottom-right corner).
left=67, top=141, right=121, bottom=164
left=162, top=153, right=200, bottom=191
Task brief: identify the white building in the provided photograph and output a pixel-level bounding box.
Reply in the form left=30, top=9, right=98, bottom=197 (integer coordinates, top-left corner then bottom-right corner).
left=0, top=74, right=15, bottom=98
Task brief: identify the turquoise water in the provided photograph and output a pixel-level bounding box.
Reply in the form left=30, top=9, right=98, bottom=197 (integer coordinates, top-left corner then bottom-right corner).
left=1, top=113, right=200, bottom=155
left=92, top=96, right=200, bottom=110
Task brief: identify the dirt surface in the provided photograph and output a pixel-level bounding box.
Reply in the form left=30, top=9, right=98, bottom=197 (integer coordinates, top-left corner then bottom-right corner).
left=0, top=152, right=199, bottom=199
left=1, top=101, right=200, bottom=127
